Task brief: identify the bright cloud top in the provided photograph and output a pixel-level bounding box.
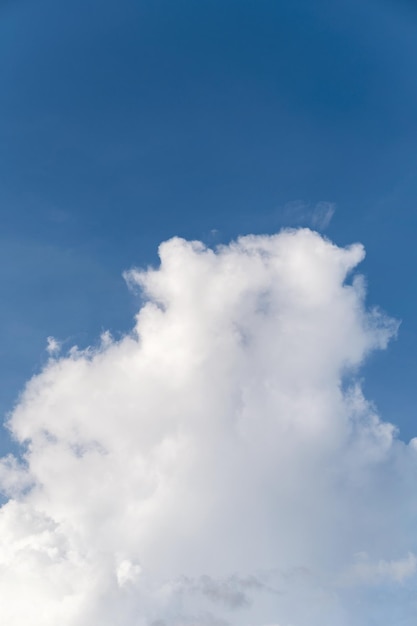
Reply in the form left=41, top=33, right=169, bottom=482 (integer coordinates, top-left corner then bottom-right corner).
left=0, top=229, right=416, bottom=625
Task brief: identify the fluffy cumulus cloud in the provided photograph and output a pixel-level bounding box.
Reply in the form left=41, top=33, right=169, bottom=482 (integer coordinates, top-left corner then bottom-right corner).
left=1, top=229, right=417, bottom=625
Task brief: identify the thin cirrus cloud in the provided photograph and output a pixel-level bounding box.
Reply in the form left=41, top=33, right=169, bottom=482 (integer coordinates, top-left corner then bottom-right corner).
left=282, top=200, right=336, bottom=230
left=0, top=228, right=416, bottom=625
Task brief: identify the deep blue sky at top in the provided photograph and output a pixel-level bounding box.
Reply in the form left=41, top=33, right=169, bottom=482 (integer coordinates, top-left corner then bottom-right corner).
left=1, top=0, right=417, bottom=449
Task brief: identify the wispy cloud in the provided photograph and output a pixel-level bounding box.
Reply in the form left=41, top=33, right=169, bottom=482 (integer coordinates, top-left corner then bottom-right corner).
left=282, top=200, right=336, bottom=230
left=342, top=552, right=417, bottom=586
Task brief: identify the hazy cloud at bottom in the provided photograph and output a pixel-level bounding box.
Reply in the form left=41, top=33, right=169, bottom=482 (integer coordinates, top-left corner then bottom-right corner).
left=0, top=228, right=416, bottom=625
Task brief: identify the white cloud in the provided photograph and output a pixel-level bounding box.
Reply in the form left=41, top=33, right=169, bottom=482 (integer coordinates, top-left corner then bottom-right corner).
left=0, top=228, right=416, bottom=626
left=116, top=559, right=142, bottom=587
left=46, top=336, right=61, bottom=356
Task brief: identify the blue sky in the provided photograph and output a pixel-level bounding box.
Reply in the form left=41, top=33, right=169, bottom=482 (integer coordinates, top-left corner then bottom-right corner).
left=1, top=0, right=417, bottom=449
left=3, top=3, right=417, bottom=624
